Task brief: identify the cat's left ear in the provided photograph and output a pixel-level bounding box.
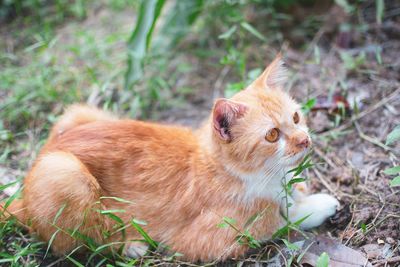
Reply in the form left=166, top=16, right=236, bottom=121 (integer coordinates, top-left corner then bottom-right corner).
left=252, top=53, right=287, bottom=90
left=212, top=99, right=248, bottom=142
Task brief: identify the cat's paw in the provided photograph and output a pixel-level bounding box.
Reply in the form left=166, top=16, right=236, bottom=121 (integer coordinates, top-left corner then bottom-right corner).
left=123, top=242, right=149, bottom=258
left=295, top=193, right=339, bottom=230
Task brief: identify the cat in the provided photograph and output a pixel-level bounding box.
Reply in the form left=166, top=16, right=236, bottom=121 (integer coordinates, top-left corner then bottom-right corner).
left=2, top=55, right=339, bottom=262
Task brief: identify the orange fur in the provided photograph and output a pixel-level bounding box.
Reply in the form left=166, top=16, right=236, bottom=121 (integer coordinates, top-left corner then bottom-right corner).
left=3, top=55, right=318, bottom=262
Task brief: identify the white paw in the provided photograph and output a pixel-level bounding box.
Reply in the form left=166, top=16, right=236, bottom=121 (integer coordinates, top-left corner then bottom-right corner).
left=123, top=242, right=149, bottom=258
left=294, top=193, right=339, bottom=230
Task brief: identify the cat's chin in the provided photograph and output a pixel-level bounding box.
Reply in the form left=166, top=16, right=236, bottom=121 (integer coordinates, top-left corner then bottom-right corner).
left=286, top=150, right=308, bottom=168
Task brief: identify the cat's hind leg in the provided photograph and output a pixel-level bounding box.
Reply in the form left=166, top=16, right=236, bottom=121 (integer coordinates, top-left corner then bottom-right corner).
left=22, top=151, right=108, bottom=254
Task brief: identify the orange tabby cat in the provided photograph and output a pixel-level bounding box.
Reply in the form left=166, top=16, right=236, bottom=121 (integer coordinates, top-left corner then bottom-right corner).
left=2, top=55, right=339, bottom=262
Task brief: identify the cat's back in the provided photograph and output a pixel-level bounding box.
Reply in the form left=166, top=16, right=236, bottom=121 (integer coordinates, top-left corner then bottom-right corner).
left=41, top=119, right=199, bottom=180
left=48, top=119, right=196, bottom=150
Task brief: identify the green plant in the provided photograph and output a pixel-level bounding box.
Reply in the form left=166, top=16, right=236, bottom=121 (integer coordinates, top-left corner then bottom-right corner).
left=301, top=98, right=316, bottom=115
left=218, top=216, right=262, bottom=249
left=124, top=0, right=166, bottom=90
left=340, top=51, right=366, bottom=71
left=316, top=252, right=330, bottom=267
left=375, top=0, right=384, bottom=24
left=384, top=125, right=400, bottom=187
left=383, top=125, right=400, bottom=187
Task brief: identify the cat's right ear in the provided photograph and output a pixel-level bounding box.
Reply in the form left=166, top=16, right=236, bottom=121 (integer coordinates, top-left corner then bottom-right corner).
left=212, top=99, right=248, bottom=142
left=251, top=53, right=287, bottom=90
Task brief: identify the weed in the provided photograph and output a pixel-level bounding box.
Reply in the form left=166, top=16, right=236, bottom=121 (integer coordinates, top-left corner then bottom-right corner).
left=383, top=125, right=400, bottom=187
left=316, top=251, right=330, bottom=267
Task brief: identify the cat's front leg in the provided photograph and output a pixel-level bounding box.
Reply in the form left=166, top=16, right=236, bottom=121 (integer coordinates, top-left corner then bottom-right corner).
left=283, top=192, right=339, bottom=230
left=281, top=188, right=339, bottom=229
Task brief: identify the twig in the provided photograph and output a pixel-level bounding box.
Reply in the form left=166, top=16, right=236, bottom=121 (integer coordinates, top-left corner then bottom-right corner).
left=287, top=26, right=325, bottom=92
left=372, top=256, right=400, bottom=266
left=342, top=203, right=356, bottom=245
left=313, top=147, right=338, bottom=170
left=321, top=88, right=400, bottom=137
left=354, top=122, right=393, bottom=152
left=213, top=66, right=230, bottom=98
left=314, top=147, right=354, bottom=179
left=352, top=214, right=400, bottom=245
left=46, top=257, right=67, bottom=267
left=299, top=27, right=326, bottom=63
left=370, top=202, right=385, bottom=226
left=313, top=168, right=339, bottom=199
left=358, top=184, right=380, bottom=198
left=363, top=214, right=400, bottom=236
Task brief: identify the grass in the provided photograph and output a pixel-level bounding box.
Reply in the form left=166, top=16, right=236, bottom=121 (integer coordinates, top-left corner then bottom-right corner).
left=0, top=1, right=142, bottom=266
left=1, top=0, right=399, bottom=266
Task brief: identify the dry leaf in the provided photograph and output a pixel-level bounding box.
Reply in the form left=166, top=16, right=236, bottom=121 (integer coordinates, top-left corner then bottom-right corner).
left=289, top=233, right=372, bottom=267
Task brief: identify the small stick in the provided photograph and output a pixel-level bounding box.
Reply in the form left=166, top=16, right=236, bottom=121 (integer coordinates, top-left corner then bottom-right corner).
left=313, top=147, right=338, bottom=170
left=213, top=65, right=230, bottom=98
left=321, top=88, right=400, bottom=137
left=354, top=122, right=393, bottom=152
left=46, top=257, right=67, bottom=267
left=358, top=184, right=380, bottom=198
left=353, top=214, right=400, bottom=244
left=313, top=168, right=339, bottom=198
left=372, top=256, right=400, bottom=266
left=342, top=203, right=356, bottom=244
left=370, top=202, right=385, bottom=226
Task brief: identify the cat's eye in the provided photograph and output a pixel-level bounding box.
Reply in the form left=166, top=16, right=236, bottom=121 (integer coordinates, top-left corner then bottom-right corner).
left=265, top=128, right=280, bottom=143
left=293, top=112, right=300, bottom=124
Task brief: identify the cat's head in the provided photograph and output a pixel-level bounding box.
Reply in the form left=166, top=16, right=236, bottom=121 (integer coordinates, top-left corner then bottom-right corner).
left=211, top=55, right=311, bottom=174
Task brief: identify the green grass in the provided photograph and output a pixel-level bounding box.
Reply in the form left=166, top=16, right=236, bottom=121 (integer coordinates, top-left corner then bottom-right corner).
left=0, top=1, right=142, bottom=265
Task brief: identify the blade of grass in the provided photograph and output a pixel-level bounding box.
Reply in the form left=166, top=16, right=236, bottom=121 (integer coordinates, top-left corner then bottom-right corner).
left=52, top=203, right=67, bottom=224
left=99, top=196, right=133, bottom=204
left=44, top=229, right=60, bottom=258
left=240, top=22, right=266, bottom=41
left=67, top=256, right=85, bottom=267
left=124, top=0, right=166, bottom=90
left=0, top=181, right=18, bottom=192
left=159, top=0, right=204, bottom=46
left=130, top=219, right=158, bottom=249
left=376, top=0, right=384, bottom=24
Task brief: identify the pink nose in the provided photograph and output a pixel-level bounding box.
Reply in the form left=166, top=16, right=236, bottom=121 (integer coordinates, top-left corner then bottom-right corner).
left=296, top=137, right=310, bottom=148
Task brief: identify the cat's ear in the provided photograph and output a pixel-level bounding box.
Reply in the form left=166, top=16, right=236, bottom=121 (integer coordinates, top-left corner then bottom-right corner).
left=212, top=99, right=248, bottom=142
left=252, top=53, right=287, bottom=90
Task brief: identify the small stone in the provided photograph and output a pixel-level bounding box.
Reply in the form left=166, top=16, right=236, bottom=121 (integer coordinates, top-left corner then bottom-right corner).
left=377, top=239, right=385, bottom=245
left=386, top=237, right=395, bottom=244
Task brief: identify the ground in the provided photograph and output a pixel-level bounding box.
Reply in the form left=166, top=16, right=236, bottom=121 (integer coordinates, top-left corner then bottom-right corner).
left=0, top=0, right=399, bottom=266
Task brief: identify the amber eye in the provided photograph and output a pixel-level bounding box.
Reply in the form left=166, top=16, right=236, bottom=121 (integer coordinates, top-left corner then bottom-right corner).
left=265, top=128, right=280, bottom=143
left=293, top=112, right=300, bottom=124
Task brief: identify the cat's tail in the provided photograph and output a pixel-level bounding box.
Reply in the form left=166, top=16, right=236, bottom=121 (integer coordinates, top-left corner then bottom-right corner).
left=49, top=104, right=116, bottom=140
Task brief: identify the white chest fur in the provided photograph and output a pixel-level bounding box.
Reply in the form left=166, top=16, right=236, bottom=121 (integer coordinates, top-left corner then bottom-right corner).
left=224, top=160, right=290, bottom=203
left=238, top=168, right=288, bottom=202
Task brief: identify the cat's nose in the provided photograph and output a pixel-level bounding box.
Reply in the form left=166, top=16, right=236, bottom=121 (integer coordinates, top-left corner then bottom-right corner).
left=296, top=137, right=310, bottom=149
